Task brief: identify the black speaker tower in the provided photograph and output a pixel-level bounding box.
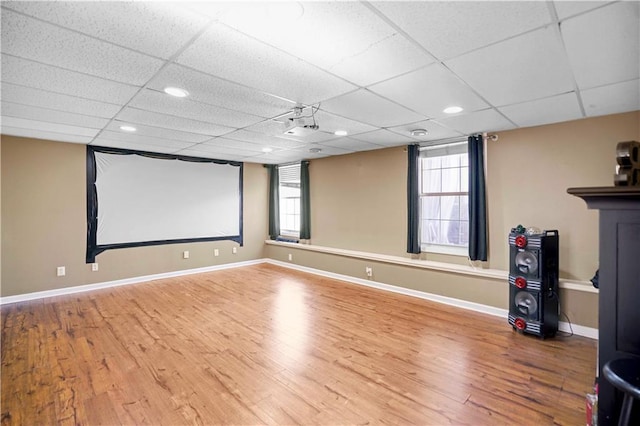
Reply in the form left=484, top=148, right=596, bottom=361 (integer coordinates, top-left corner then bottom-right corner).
left=507, top=228, right=559, bottom=338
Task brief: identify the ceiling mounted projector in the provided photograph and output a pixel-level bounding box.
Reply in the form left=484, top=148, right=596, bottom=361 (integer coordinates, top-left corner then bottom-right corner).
left=282, top=105, right=320, bottom=136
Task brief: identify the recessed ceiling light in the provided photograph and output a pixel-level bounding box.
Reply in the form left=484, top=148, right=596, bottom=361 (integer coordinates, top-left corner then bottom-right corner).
left=334, top=130, right=348, bottom=136
left=410, top=129, right=428, bottom=137
left=120, top=125, right=137, bottom=132
left=164, top=87, right=189, bottom=98
left=443, top=106, right=463, bottom=114
left=309, top=147, right=322, bottom=153
left=261, top=147, right=273, bottom=153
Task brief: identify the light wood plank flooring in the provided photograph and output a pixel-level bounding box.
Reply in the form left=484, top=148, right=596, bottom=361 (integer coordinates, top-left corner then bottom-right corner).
left=1, top=263, right=596, bottom=425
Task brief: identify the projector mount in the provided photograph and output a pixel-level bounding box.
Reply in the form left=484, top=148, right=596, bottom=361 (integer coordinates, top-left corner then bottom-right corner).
left=277, top=104, right=320, bottom=137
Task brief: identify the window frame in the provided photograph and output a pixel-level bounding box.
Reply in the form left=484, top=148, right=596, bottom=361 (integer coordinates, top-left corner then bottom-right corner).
left=278, top=163, right=301, bottom=239
left=418, top=142, right=469, bottom=256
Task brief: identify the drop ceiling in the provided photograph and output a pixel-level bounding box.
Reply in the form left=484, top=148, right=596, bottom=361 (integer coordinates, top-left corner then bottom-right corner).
left=1, top=1, right=638, bottom=164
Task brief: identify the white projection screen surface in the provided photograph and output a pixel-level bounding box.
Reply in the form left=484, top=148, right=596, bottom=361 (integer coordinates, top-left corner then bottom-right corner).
left=86, top=147, right=243, bottom=262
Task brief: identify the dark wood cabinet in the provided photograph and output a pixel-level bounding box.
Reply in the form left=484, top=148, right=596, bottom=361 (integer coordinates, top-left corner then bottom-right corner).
left=568, top=187, right=640, bottom=426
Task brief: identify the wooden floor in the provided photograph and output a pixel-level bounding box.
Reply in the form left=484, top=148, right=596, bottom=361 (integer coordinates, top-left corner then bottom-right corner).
left=2, top=263, right=596, bottom=425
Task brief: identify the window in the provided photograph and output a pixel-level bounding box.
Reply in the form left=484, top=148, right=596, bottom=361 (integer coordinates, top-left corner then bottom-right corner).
left=419, top=142, right=469, bottom=253
left=279, top=164, right=300, bottom=237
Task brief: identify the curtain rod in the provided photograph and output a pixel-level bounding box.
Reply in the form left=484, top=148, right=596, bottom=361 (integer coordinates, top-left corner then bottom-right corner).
left=417, top=133, right=498, bottom=148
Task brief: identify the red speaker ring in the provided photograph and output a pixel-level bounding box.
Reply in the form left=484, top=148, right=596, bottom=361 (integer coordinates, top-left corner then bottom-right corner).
left=514, top=318, right=526, bottom=330
left=515, top=277, right=527, bottom=289
left=515, top=235, right=527, bottom=249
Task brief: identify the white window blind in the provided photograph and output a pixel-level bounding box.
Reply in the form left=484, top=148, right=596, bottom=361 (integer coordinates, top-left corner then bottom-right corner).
left=419, top=142, right=469, bottom=251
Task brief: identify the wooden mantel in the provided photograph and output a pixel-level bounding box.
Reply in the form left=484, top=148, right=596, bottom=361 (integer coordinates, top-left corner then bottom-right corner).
left=568, top=185, right=640, bottom=426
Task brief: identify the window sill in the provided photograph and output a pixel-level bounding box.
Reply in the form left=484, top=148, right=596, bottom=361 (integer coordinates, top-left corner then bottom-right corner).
left=421, top=244, right=468, bottom=257
left=264, top=240, right=599, bottom=294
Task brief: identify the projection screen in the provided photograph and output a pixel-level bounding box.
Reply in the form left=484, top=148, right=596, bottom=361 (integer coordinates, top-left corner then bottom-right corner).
left=86, top=146, right=243, bottom=262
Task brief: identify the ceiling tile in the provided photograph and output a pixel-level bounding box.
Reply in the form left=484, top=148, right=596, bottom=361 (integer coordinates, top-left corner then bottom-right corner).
left=176, top=22, right=356, bottom=105
left=128, top=89, right=264, bottom=128
left=1, top=116, right=99, bottom=137
left=349, top=129, right=416, bottom=146
left=291, top=144, right=354, bottom=160
left=499, top=92, right=584, bottom=127
left=581, top=79, right=640, bottom=117
left=224, top=129, right=306, bottom=149
left=182, top=143, right=258, bottom=156
left=1, top=83, right=121, bottom=118
left=318, top=137, right=384, bottom=152
left=93, top=130, right=194, bottom=149
left=3, top=2, right=210, bottom=59
left=314, top=110, right=379, bottom=135
left=1, top=55, right=139, bottom=104
left=328, top=33, right=434, bottom=87
left=561, top=2, right=640, bottom=90
left=174, top=148, right=250, bottom=162
left=370, top=63, right=489, bottom=119
left=1, top=9, right=164, bottom=85
left=446, top=26, right=575, bottom=106
left=437, top=109, right=515, bottom=134
left=220, top=2, right=398, bottom=70
left=248, top=149, right=317, bottom=164
left=115, top=107, right=235, bottom=137
left=387, top=119, right=465, bottom=142
left=288, top=145, right=354, bottom=159
left=104, top=121, right=212, bottom=144
left=371, top=1, right=552, bottom=60
left=321, top=89, right=426, bottom=127
left=2, top=102, right=110, bottom=129
left=553, top=1, right=612, bottom=20
left=0, top=126, right=93, bottom=144
left=197, top=138, right=274, bottom=154
left=148, top=64, right=296, bottom=118
left=91, top=139, right=179, bottom=154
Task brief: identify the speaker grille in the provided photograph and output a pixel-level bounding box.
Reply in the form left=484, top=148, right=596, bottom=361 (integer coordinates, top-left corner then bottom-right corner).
left=515, top=251, right=539, bottom=275
left=514, top=291, right=539, bottom=317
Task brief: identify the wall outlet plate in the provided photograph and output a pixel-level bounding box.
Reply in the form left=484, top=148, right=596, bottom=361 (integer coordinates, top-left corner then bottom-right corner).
left=232, top=247, right=237, bottom=254
left=183, top=251, right=189, bottom=259
left=214, top=249, right=219, bottom=257
left=57, top=266, right=66, bottom=277
left=92, top=263, right=99, bottom=272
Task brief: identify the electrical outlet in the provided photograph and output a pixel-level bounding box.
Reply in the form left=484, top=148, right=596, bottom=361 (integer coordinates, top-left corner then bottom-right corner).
left=214, top=249, right=219, bottom=257
left=366, top=267, right=373, bottom=277
left=57, top=266, right=66, bottom=277
left=91, top=263, right=99, bottom=272
left=288, top=253, right=293, bottom=261
left=183, top=251, right=190, bottom=259
left=232, top=247, right=237, bottom=254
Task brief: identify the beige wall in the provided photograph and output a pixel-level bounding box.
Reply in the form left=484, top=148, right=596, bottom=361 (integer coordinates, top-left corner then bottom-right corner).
left=270, top=111, right=639, bottom=330
left=0, top=137, right=2, bottom=290
left=308, top=111, right=639, bottom=280
left=1, top=136, right=268, bottom=297
left=487, top=111, right=640, bottom=279
left=310, top=147, right=407, bottom=256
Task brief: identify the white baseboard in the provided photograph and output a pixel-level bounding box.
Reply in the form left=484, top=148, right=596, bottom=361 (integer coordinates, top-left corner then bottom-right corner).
left=0, top=259, right=265, bottom=305
left=266, top=259, right=599, bottom=340
left=1, top=258, right=599, bottom=340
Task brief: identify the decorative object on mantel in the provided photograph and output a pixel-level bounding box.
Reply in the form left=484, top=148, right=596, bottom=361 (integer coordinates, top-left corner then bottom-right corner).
left=614, top=141, right=640, bottom=186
